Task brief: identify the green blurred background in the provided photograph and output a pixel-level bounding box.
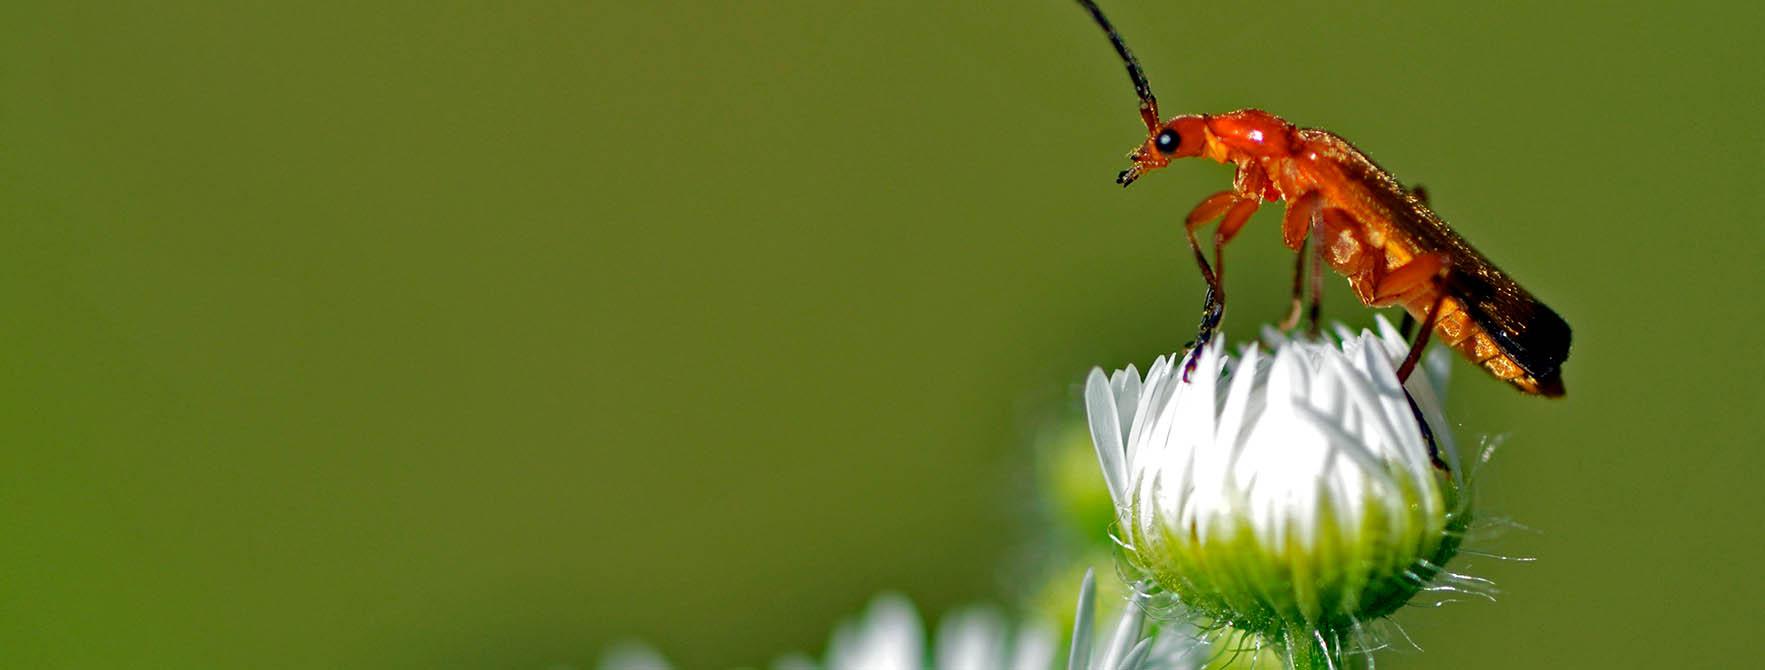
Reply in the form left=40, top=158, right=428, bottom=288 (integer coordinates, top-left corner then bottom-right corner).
left=2, top=1, right=1761, bottom=667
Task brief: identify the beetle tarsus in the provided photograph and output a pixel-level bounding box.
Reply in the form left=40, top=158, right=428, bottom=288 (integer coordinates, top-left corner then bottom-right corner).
left=1403, top=387, right=1449, bottom=471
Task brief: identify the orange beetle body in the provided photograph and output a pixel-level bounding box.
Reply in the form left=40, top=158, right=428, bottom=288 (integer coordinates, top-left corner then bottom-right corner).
left=1078, top=0, right=1571, bottom=395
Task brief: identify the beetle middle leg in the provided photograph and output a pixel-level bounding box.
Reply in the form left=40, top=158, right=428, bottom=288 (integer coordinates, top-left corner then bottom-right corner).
left=1181, top=191, right=1260, bottom=381
left=1278, top=191, right=1326, bottom=335
left=1279, top=240, right=1308, bottom=330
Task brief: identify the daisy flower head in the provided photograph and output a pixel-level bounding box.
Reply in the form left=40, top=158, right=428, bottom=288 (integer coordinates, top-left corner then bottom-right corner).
left=1085, top=318, right=1473, bottom=663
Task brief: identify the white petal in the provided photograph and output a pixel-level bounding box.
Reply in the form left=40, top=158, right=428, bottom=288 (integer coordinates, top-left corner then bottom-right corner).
left=1114, top=638, right=1153, bottom=670
left=597, top=642, right=673, bottom=670
left=1066, top=570, right=1097, bottom=670
left=771, top=654, right=818, bottom=670
left=1423, top=345, right=1452, bottom=402
left=1096, top=587, right=1148, bottom=670
left=829, top=595, right=922, bottom=670
left=1372, top=313, right=1406, bottom=350
left=1008, top=621, right=1057, bottom=670
left=1341, top=341, right=1414, bottom=459
left=1214, top=343, right=1263, bottom=460
left=1085, top=368, right=1130, bottom=511
left=1258, top=323, right=1289, bottom=347
left=934, top=607, right=1005, bottom=670
left=1296, top=404, right=1397, bottom=493
left=1110, top=365, right=1142, bottom=441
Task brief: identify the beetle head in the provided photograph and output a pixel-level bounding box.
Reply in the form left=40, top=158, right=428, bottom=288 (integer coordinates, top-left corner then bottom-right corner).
left=1118, top=116, right=1208, bottom=187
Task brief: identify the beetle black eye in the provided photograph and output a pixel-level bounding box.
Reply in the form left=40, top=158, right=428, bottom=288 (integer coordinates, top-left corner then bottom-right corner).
left=1154, top=129, right=1179, bottom=154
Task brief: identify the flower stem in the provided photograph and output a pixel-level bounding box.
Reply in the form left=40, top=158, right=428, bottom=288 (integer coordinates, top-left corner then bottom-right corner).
left=1280, top=628, right=1345, bottom=670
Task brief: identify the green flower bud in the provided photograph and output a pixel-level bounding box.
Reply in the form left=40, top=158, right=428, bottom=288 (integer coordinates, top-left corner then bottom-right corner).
left=1085, top=322, right=1473, bottom=665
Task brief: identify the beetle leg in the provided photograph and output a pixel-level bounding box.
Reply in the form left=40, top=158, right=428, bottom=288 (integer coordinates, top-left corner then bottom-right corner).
left=1310, top=206, right=1385, bottom=336
left=1278, top=239, right=1307, bottom=331
left=1397, top=186, right=1440, bottom=342
left=1371, top=252, right=1449, bottom=306
left=1214, top=199, right=1261, bottom=285
left=1405, top=387, right=1449, bottom=471
left=1280, top=190, right=1323, bottom=251
left=1409, top=184, right=1430, bottom=206
left=1319, top=208, right=1380, bottom=304
left=1180, top=192, right=1231, bottom=379
left=1363, top=231, right=1450, bottom=470
left=1370, top=252, right=1452, bottom=382
left=1396, top=291, right=1448, bottom=383
left=1279, top=191, right=1325, bottom=331
left=1306, top=207, right=1334, bottom=337
left=1180, top=191, right=1258, bottom=381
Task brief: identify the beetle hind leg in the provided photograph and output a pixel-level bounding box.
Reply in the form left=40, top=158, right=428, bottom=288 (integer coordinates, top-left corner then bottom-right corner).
left=1371, top=247, right=1457, bottom=471
left=1370, top=252, right=1452, bottom=383
left=1409, top=184, right=1431, bottom=206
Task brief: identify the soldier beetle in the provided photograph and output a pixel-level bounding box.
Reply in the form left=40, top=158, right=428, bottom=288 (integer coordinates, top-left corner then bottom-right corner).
left=1075, top=0, right=1571, bottom=396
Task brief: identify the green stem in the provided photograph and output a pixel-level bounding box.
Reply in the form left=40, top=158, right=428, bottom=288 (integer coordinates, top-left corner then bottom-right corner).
left=1280, top=628, right=1346, bottom=670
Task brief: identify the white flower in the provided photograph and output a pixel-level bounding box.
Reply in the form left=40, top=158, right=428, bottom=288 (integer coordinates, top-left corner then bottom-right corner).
left=817, top=593, right=1051, bottom=670
left=1084, top=318, right=1470, bottom=654
left=597, top=571, right=1195, bottom=670
left=1066, top=570, right=1203, bottom=670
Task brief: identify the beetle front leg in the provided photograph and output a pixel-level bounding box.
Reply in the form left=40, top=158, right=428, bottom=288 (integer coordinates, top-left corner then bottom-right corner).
left=1180, top=191, right=1258, bottom=381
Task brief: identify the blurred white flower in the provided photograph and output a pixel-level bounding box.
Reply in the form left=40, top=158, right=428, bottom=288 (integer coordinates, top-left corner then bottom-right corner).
left=597, top=570, right=1197, bottom=670
left=1065, top=569, right=1202, bottom=670
left=596, top=642, right=673, bottom=670
left=1084, top=318, right=1471, bottom=661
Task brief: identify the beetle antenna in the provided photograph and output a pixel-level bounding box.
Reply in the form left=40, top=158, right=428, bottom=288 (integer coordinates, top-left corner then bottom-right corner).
left=1075, top=0, right=1161, bottom=133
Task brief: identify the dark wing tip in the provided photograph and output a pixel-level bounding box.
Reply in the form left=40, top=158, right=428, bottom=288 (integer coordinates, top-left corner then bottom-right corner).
left=1506, top=304, right=1572, bottom=380
left=1534, top=373, right=1566, bottom=398
left=1453, top=276, right=1572, bottom=383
